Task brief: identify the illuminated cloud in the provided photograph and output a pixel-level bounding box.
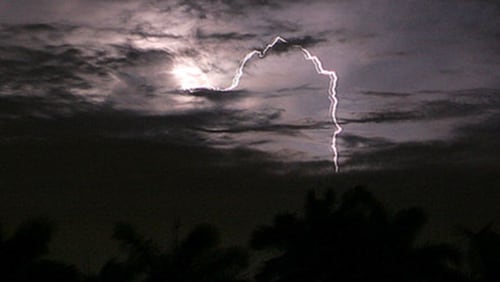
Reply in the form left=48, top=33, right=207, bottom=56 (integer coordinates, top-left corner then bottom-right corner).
left=0, top=0, right=499, bottom=169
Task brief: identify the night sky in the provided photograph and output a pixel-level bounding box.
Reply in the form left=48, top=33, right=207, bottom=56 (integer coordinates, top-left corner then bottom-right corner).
left=1, top=0, right=499, bottom=270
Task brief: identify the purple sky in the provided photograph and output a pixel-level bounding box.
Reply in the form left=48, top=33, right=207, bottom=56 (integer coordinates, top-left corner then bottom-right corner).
left=1, top=0, right=499, bottom=170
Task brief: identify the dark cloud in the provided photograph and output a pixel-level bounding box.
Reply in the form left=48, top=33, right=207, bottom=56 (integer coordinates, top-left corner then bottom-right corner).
left=343, top=109, right=500, bottom=171
left=260, top=18, right=300, bottom=35
left=344, top=140, right=458, bottom=171
left=1, top=23, right=57, bottom=32
left=195, top=29, right=257, bottom=41
left=286, top=35, right=327, bottom=47
left=107, top=45, right=173, bottom=68
left=0, top=45, right=99, bottom=94
left=418, top=88, right=500, bottom=119
left=268, top=35, right=326, bottom=54
left=342, top=133, right=391, bottom=146
left=0, top=90, right=99, bottom=120
left=175, top=0, right=284, bottom=18
left=0, top=88, right=315, bottom=153
left=347, top=88, right=500, bottom=124
left=338, top=87, right=500, bottom=170
left=183, top=88, right=247, bottom=100
left=360, top=91, right=412, bottom=98
left=464, top=0, right=500, bottom=9
left=344, top=111, right=418, bottom=124
left=195, top=120, right=330, bottom=137
left=453, top=111, right=500, bottom=147
left=0, top=21, right=181, bottom=107
left=276, top=83, right=322, bottom=93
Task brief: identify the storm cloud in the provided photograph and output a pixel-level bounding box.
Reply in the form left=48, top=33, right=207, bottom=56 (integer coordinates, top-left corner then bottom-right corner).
left=1, top=0, right=499, bottom=167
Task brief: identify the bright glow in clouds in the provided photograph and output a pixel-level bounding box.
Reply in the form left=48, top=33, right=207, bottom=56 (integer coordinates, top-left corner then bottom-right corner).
left=180, top=36, right=342, bottom=172
left=171, top=62, right=214, bottom=90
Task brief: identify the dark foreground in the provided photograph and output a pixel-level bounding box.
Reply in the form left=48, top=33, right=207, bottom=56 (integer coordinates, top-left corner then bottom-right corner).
left=1, top=138, right=499, bottom=281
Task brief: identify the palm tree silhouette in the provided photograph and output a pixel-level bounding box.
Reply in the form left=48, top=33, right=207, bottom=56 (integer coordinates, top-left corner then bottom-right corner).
left=92, top=222, right=249, bottom=282
left=463, top=225, right=500, bottom=282
left=251, top=186, right=465, bottom=282
left=0, top=218, right=79, bottom=282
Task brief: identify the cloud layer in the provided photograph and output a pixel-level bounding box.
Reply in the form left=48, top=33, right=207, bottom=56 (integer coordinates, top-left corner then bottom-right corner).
left=0, top=0, right=499, bottom=169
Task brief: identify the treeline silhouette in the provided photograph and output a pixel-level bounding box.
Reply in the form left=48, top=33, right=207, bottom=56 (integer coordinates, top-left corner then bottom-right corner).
left=1, top=186, right=498, bottom=282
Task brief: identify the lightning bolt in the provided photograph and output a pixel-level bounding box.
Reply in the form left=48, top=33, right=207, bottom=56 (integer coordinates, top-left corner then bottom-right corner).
left=294, top=45, right=342, bottom=173
left=186, top=36, right=342, bottom=172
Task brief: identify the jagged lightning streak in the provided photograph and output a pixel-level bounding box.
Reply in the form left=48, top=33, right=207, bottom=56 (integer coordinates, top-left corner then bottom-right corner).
left=186, top=36, right=342, bottom=172
left=294, top=45, right=342, bottom=173
left=221, top=36, right=287, bottom=91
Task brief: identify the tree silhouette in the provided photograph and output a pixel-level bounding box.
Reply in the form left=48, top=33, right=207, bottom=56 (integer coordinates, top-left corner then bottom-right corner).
left=90, top=222, right=249, bottom=282
left=463, top=225, right=500, bottom=282
left=0, top=218, right=79, bottom=282
left=3, top=189, right=498, bottom=282
left=251, top=186, right=465, bottom=282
